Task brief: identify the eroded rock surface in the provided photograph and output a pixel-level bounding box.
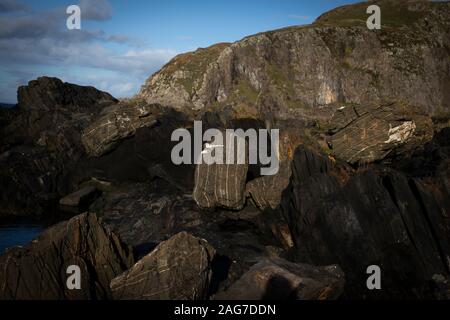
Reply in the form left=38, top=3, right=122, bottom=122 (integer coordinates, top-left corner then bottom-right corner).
left=280, top=143, right=450, bottom=299
left=0, top=77, right=117, bottom=217
left=215, top=258, right=344, bottom=300
left=0, top=213, right=133, bottom=300
left=110, top=232, right=215, bottom=300
left=59, top=186, right=99, bottom=208
left=81, top=103, right=162, bottom=157
left=139, top=1, right=450, bottom=117
left=246, top=127, right=304, bottom=209
left=92, top=178, right=291, bottom=293
left=329, top=101, right=433, bottom=164
left=194, top=163, right=248, bottom=210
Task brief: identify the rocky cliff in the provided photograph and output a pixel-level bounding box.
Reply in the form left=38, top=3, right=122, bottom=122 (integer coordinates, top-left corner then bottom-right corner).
left=0, top=0, right=449, bottom=300
left=138, top=0, right=450, bottom=119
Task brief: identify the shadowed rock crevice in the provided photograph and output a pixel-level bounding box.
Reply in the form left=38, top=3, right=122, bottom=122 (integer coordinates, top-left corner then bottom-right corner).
left=110, top=232, right=216, bottom=300
left=214, top=258, right=344, bottom=300
left=279, top=144, right=450, bottom=299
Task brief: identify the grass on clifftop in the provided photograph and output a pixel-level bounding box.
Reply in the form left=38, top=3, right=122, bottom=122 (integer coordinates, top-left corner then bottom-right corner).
left=314, top=0, right=442, bottom=28
left=161, top=43, right=230, bottom=95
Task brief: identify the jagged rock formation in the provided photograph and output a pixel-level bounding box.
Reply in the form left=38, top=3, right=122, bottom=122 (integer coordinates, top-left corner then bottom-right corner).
left=329, top=101, right=433, bottom=164
left=0, top=77, right=117, bottom=217
left=280, top=141, right=450, bottom=299
left=0, top=0, right=449, bottom=301
left=17, top=77, right=116, bottom=113
left=191, top=116, right=305, bottom=210
left=92, top=178, right=292, bottom=294
left=215, top=258, right=344, bottom=300
left=110, top=232, right=215, bottom=300
left=246, top=127, right=304, bottom=209
left=59, top=186, right=100, bottom=208
left=191, top=117, right=260, bottom=210
left=2, top=76, right=117, bottom=152
left=138, top=1, right=450, bottom=118
left=81, top=103, right=162, bottom=157
left=139, top=43, right=230, bottom=110
left=0, top=78, right=194, bottom=217
left=0, top=213, right=133, bottom=300
left=92, top=181, right=200, bottom=246
left=80, top=107, right=196, bottom=189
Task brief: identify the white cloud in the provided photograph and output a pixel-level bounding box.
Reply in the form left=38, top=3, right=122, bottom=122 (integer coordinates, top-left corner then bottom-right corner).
left=0, top=0, right=177, bottom=102
left=79, top=0, right=112, bottom=21
left=0, top=0, right=31, bottom=13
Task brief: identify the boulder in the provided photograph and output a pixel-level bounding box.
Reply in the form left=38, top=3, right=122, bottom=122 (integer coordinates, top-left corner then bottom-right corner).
left=215, top=258, right=344, bottom=300
left=190, top=119, right=252, bottom=211
left=329, top=101, right=433, bottom=165
left=193, top=162, right=248, bottom=210
left=81, top=103, right=161, bottom=157
left=59, top=186, right=99, bottom=208
left=78, top=107, right=195, bottom=190
left=245, top=164, right=289, bottom=209
left=245, top=127, right=303, bottom=209
left=0, top=212, right=134, bottom=300
left=110, top=232, right=215, bottom=300
left=192, top=116, right=287, bottom=211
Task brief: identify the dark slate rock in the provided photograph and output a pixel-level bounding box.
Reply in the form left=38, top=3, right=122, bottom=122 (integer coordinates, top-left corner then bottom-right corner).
left=0, top=212, right=133, bottom=300
left=59, top=186, right=99, bottom=207
left=110, top=232, right=215, bottom=300
left=214, top=258, right=344, bottom=300
left=280, top=145, right=450, bottom=299
left=329, top=101, right=433, bottom=165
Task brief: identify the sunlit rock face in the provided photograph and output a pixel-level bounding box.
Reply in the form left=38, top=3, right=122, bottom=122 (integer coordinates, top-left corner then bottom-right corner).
left=329, top=101, right=433, bottom=165
left=139, top=1, right=450, bottom=119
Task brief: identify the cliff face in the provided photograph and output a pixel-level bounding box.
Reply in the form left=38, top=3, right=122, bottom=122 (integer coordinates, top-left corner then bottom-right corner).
left=138, top=0, right=450, bottom=118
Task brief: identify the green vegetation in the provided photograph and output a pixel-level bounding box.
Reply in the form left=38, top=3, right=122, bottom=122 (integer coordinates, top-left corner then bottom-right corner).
left=267, top=63, right=287, bottom=88
left=286, top=99, right=310, bottom=110
left=314, top=0, right=442, bottom=28
left=236, top=79, right=259, bottom=104
left=178, top=78, right=195, bottom=95
left=121, top=96, right=146, bottom=106
left=163, top=43, right=229, bottom=95
left=432, top=106, right=450, bottom=127
left=267, top=62, right=296, bottom=97
left=342, top=46, right=354, bottom=69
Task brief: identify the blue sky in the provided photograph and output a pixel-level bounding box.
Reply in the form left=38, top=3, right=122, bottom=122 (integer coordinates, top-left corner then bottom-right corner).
left=0, top=0, right=361, bottom=103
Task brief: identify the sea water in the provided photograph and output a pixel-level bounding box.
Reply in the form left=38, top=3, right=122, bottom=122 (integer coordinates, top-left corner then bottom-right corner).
left=0, top=225, right=43, bottom=254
